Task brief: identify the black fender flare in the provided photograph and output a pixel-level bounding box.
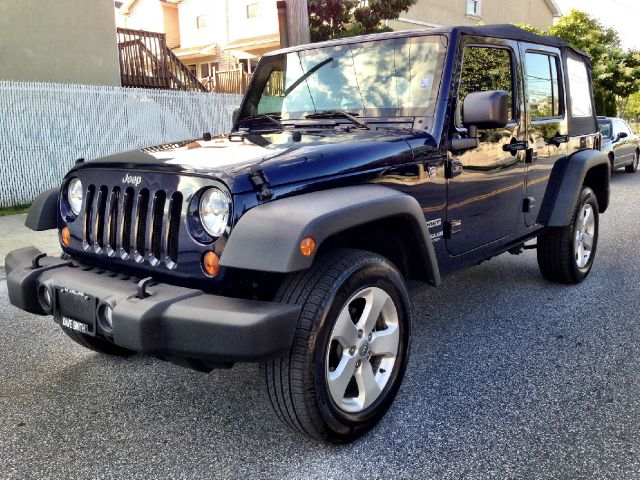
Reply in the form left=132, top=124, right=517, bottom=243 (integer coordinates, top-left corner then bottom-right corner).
left=220, top=185, right=441, bottom=286
left=25, top=188, right=59, bottom=231
left=540, top=149, right=610, bottom=227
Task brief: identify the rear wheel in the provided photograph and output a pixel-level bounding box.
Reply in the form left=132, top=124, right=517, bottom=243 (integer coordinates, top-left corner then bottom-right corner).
left=62, top=328, right=135, bottom=356
left=262, top=249, right=411, bottom=443
left=536, top=186, right=599, bottom=284
left=625, top=150, right=639, bottom=173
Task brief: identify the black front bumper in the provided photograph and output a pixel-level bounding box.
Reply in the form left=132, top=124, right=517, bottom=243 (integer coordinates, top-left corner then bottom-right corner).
left=5, top=247, right=300, bottom=363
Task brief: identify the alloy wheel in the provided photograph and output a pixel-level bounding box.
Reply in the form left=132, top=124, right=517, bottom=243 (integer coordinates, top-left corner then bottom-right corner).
left=325, top=286, right=400, bottom=413
left=574, top=203, right=595, bottom=269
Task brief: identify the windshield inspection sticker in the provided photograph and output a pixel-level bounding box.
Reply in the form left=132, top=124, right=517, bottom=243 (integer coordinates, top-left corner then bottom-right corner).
left=420, top=76, right=433, bottom=89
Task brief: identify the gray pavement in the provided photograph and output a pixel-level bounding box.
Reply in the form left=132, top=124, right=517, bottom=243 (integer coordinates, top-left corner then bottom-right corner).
left=1, top=172, right=640, bottom=479
left=0, top=213, right=60, bottom=266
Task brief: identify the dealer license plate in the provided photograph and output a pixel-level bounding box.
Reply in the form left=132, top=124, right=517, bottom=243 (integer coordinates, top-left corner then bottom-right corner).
left=61, top=316, right=90, bottom=334
left=56, top=287, right=97, bottom=336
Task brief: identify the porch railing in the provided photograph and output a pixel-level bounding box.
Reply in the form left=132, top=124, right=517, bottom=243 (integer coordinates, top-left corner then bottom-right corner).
left=117, top=28, right=207, bottom=92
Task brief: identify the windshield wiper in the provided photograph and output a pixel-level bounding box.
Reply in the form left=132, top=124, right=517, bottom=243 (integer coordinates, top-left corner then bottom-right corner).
left=305, top=110, right=371, bottom=130
left=237, top=113, right=283, bottom=129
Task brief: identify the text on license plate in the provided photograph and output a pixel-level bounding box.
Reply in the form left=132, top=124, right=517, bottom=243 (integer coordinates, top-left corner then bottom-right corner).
left=62, top=317, right=89, bottom=334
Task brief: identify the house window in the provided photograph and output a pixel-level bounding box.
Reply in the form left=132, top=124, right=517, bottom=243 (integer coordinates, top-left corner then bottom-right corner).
left=246, top=3, right=260, bottom=19
left=466, top=0, right=481, bottom=16
left=196, top=15, right=208, bottom=29
left=199, top=62, right=218, bottom=79
left=188, top=64, right=197, bottom=77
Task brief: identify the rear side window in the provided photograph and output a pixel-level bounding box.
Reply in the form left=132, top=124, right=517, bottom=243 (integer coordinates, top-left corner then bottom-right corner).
left=524, top=52, right=561, bottom=118
left=566, top=58, right=592, bottom=117
left=598, top=120, right=612, bottom=138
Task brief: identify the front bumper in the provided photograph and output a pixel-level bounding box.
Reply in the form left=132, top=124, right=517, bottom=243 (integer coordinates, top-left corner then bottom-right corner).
left=5, top=247, right=300, bottom=363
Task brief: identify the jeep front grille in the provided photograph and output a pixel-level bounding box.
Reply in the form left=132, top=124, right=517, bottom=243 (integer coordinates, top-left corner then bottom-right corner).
left=82, top=184, right=182, bottom=267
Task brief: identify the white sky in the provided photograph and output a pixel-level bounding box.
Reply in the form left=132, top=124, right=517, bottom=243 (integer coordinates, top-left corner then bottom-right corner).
left=555, top=0, right=640, bottom=50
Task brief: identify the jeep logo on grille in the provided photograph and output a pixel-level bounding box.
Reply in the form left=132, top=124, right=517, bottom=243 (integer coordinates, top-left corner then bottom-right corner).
left=122, top=173, right=142, bottom=186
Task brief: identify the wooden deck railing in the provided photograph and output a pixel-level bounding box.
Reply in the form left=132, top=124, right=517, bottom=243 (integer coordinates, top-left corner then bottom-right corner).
left=201, top=70, right=252, bottom=94
left=117, top=28, right=206, bottom=92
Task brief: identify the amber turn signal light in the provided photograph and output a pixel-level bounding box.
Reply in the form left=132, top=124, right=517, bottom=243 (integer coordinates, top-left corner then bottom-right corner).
left=203, top=251, right=220, bottom=277
left=60, top=227, right=71, bottom=247
left=300, top=236, right=316, bottom=257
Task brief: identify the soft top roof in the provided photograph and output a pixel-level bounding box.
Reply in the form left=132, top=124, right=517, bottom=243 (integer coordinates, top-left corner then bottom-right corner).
left=266, top=24, right=588, bottom=60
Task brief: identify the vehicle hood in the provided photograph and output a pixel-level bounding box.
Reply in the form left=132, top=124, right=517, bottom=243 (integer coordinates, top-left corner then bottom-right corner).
left=74, top=129, right=429, bottom=194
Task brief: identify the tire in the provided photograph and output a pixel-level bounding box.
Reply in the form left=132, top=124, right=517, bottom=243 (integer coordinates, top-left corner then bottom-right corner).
left=62, top=328, right=135, bottom=357
left=536, top=186, right=599, bottom=284
left=262, top=248, right=411, bottom=443
left=625, top=150, right=639, bottom=173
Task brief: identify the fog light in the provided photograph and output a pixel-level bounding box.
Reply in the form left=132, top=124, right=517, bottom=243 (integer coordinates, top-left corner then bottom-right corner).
left=97, top=304, right=114, bottom=331
left=60, top=227, right=71, bottom=247
left=38, top=285, right=53, bottom=312
left=104, top=305, right=113, bottom=329
left=203, top=251, right=220, bottom=277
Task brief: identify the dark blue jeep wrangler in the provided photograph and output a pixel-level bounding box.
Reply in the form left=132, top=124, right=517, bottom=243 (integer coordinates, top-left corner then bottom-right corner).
left=6, top=25, right=609, bottom=443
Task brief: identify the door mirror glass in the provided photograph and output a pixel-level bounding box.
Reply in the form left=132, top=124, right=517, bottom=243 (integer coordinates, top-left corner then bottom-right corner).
left=618, top=131, right=628, bottom=140
left=462, top=90, right=510, bottom=130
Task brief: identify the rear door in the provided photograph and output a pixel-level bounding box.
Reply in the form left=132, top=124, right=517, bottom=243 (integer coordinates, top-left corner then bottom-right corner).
left=519, top=44, right=568, bottom=227
left=612, top=119, right=635, bottom=165
left=445, top=38, right=526, bottom=255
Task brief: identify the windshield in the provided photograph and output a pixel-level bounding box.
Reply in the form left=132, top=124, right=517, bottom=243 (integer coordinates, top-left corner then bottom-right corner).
left=598, top=120, right=612, bottom=138
left=241, top=35, right=447, bottom=121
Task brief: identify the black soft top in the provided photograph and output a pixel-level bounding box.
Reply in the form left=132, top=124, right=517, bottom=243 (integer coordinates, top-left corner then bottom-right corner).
left=267, top=24, right=587, bottom=59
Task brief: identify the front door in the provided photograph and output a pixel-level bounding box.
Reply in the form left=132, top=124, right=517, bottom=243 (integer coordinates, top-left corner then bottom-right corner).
left=520, top=44, right=568, bottom=227
left=446, top=39, right=526, bottom=255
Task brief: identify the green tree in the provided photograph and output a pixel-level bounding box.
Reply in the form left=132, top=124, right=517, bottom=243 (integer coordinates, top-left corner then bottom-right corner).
left=309, top=0, right=417, bottom=42
left=626, top=92, right=640, bottom=122
left=518, top=10, right=640, bottom=116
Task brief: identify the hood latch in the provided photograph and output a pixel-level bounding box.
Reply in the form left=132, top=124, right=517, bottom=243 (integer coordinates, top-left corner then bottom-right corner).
left=249, top=164, right=273, bottom=201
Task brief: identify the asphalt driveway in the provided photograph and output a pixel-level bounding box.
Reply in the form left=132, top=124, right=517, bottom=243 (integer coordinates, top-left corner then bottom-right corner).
left=1, top=171, right=640, bottom=479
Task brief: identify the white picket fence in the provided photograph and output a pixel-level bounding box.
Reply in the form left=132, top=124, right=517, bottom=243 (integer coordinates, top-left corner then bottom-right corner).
left=0, top=81, right=242, bottom=208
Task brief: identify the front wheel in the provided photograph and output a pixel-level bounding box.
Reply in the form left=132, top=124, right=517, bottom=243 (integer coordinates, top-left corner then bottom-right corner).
left=262, top=249, right=411, bottom=443
left=536, top=186, right=599, bottom=284
left=625, top=150, right=639, bottom=173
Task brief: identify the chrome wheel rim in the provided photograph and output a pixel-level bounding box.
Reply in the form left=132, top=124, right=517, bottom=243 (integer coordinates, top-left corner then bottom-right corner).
left=574, top=203, right=595, bottom=269
left=325, top=286, right=400, bottom=413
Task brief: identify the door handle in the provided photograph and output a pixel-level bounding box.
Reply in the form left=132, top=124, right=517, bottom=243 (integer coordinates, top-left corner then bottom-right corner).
left=549, top=134, right=569, bottom=147
left=445, top=158, right=463, bottom=179
left=502, top=138, right=528, bottom=155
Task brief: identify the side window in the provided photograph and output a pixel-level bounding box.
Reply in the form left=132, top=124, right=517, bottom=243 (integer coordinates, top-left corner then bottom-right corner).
left=458, top=46, right=515, bottom=125
left=525, top=52, right=562, bottom=118
left=566, top=58, right=592, bottom=117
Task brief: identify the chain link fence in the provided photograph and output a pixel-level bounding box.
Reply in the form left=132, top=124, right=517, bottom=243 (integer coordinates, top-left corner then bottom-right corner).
left=0, top=81, right=242, bottom=208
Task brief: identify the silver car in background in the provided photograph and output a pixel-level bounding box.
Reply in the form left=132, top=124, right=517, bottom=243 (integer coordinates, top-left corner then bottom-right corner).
left=598, top=116, right=640, bottom=173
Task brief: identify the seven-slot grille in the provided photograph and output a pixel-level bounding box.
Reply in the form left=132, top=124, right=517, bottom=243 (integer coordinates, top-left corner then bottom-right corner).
left=83, top=184, right=183, bottom=268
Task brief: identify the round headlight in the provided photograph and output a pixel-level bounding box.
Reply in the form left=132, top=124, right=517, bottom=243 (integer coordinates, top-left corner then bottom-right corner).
left=199, top=188, right=230, bottom=238
left=67, top=178, right=83, bottom=216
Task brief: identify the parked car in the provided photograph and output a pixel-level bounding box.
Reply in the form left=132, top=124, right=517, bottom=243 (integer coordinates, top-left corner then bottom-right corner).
left=598, top=116, right=640, bottom=173
left=5, top=25, right=609, bottom=443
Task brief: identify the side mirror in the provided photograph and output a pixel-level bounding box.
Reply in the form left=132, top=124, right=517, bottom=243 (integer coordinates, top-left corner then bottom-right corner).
left=462, top=90, right=510, bottom=129
left=617, top=131, right=628, bottom=141
left=450, top=90, right=510, bottom=152
left=232, top=108, right=240, bottom=126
